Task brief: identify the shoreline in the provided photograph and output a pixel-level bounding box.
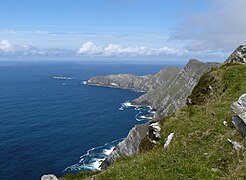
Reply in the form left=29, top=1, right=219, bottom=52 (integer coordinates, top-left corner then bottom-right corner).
left=63, top=93, right=154, bottom=174
left=84, top=80, right=147, bottom=93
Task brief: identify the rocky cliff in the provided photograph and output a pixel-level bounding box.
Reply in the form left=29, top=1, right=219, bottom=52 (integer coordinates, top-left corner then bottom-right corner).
left=87, top=67, right=181, bottom=92
left=100, top=123, right=149, bottom=169
left=62, top=45, right=246, bottom=179
left=133, top=59, right=220, bottom=119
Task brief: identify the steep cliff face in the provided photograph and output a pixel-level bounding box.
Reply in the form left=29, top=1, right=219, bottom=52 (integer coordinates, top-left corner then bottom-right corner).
left=100, top=123, right=149, bottom=169
left=133, top=59, right=220, bottom=119
left=87, top=67, right=181, bottom=92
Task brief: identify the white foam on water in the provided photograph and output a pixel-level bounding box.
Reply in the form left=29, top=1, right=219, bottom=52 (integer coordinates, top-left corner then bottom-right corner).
left=81, top=81, right=87, bottom=85
left=64, top=138, right=123, bottom=173
left=103, top=147, right=114, bottom=156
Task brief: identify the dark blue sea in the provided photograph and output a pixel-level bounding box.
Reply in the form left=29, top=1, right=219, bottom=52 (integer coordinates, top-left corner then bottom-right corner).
left=0, top=62, right=166, bottom=180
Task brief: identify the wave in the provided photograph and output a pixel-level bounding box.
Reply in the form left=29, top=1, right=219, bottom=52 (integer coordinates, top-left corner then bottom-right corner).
left=119, top=101, right=154, bottom=122
left=64, top=138, right=123, bottom=172
left=81, top=81, right=87, bottom=85
left=64, top=101, right=153, bottom=174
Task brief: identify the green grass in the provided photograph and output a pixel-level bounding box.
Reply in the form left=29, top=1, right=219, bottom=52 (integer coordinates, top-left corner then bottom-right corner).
left=62, top=64, right=246, bottom=180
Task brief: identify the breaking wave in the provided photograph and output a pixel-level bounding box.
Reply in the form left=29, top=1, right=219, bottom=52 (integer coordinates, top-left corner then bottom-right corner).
left=119, top=101, right=154, bottom=122
left=64, top=138, right=123, bottom=172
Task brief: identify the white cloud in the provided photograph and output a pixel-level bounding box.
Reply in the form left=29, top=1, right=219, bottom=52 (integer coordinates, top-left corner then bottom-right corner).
left=0, top=40, right=228, bottom=60
left=0, top=40, right=74, bottom=57
left=0, top=40, right=14, bottom=52
left=78, top=41, right=103, bottom=55
left=170, top=0, right=246, bottom=51
left=77, top=41, right=184, bottom=57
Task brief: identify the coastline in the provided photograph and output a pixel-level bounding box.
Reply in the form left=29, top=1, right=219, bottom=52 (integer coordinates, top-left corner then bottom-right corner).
left=63, top=85, right=154, bottom=174
left=85, top=80, right=147, bottom=93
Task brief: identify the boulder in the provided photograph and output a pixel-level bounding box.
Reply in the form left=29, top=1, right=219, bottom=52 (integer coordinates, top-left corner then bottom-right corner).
left=231, top=94, right=246, bottom=137
left=41, top=174, right=58, bottom=180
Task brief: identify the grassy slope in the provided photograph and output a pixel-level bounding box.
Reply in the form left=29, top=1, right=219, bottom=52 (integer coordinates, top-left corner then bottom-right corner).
left=63, top=64, right=246, bottom=180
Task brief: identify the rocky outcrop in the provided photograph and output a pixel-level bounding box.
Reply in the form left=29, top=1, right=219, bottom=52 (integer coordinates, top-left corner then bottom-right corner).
left=133, top=59, right=220, bottom=119
left=100, top=123, right=149, bottom=169
left=87, top=67, right=181, bottom=92
left=148, top=122, right=161, bottom=143
left=41, top=174, right=58, bottom=180
left=231, top=94, right=246, bottom=137
left=226, top=45, right=246, bottom=64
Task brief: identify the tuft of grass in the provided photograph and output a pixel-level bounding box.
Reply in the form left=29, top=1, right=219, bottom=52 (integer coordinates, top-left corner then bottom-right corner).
left=63, top=64, right=246, bottom=180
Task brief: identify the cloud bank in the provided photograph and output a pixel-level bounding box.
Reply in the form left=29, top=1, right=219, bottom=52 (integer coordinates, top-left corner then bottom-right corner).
left=77, top=41, right=227, bottom=59
left=77, top=41, right=182, bottom=57
left=0, top=40, right=74, bottom=57
left=0, top=40, right=228, bottom=61
left=171, top=0, right=246, bottom=51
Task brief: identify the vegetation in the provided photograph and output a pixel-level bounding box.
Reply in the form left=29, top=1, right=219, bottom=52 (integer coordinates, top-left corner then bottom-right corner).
left=62, top=64, right=246, bottom=180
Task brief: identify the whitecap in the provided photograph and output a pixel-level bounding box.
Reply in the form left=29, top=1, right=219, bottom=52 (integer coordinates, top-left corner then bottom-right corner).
left=81, top=81, right=87, bottom=85
left=103, top=147, right=114, bottom=156
left=64, top=138, right=123, bottom=173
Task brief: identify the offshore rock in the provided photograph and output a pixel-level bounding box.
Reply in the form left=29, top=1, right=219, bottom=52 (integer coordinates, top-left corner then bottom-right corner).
left=87, top=67, right=181, bottom=92
left=133, top=59, right=220, bottom=119
left=100, top=123, right=149, bottom=169
left=231, top=94, right=246, bottom=137
left=225, top=45, right=246, bottom=64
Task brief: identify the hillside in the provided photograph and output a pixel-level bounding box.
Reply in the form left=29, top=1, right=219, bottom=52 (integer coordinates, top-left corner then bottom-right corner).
left=62, top=63, right=246, bottom=179
left=87, top=67, right=181, bottom=92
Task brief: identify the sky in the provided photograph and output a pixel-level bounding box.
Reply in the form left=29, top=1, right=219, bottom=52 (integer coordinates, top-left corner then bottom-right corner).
left=0, top=0, right=245, bottom=62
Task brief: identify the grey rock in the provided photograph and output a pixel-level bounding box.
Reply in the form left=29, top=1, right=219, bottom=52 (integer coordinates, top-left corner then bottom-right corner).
left=100, top=123, right=149, bottom=169
left=164, top=133, right=174, bottom=148
left=227, top=139, right=245, bottom=151
left=87, top=67, right=181, bottom=92
left=225, top=45, right=246, bottom=64
left=232, top=94, right=246, bottom=124
left=148, top=122, right=161, bottom=143
left=41, top=174, right=58, bottom=180
left=133, top=59, right=220, bottom=119
left=231, top=94, right=246, bottom=137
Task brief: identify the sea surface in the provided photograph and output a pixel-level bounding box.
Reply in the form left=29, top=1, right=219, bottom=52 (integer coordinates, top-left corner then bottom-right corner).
left=0, top=61, right=166, bottom=180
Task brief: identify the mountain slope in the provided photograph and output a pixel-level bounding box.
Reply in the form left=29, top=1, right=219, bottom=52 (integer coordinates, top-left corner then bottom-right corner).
left=62, top=63, right=246, bottom=180
left=87, top=67, right=181, bottom=92
left=133, top=59, right=220, bottom=119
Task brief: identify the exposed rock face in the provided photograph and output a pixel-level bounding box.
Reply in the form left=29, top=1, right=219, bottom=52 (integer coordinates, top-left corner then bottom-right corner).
left=231, top=94, right=246, bottom=137
left=133, top=59, right=220, bottom=119
left=148, top=122, right=161, bottom=143
left=226, top=45, right=246, bottom=64
left=100, top=123, right=149, bottom=169
left=87, top=67, right=181, bottom=92
left=41, top=174, right=58, bottom=180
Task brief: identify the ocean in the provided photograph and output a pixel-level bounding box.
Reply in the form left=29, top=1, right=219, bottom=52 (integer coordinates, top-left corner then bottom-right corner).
left=0, top=61, right=166, bottom=180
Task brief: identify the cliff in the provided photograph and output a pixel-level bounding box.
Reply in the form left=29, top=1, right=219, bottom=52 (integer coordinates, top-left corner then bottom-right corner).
left=133, top=59, right=220, bottom=119
left=87, top=67, right=181, bottom=92
left=62, top=45, right=246, bottom=180
left=100, top=123, right=149, bottom=169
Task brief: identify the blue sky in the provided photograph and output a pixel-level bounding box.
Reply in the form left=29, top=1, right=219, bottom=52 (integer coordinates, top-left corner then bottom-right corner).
left=0, top=0, right=245, bottom=62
